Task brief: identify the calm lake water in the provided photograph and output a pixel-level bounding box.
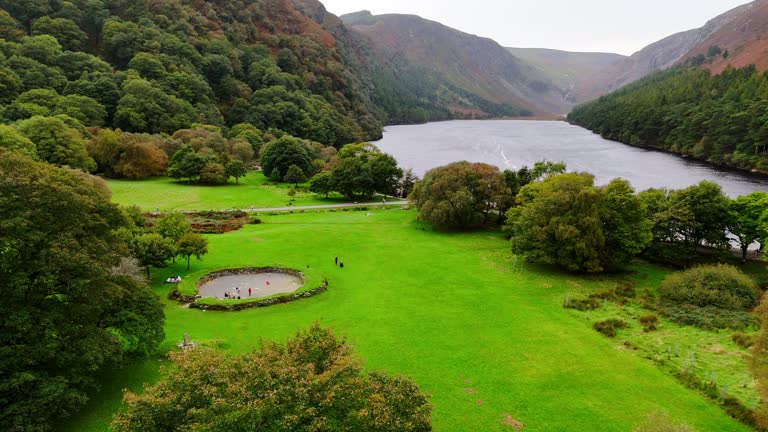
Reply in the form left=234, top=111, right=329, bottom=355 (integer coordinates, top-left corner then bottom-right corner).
left=375, top=120, right=768, bottom=198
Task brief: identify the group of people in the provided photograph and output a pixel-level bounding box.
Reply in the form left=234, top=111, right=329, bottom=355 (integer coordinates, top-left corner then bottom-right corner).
left=223, top=286, right=256, bottom=300
left=165, top=276, right=183, bottom=283
left=335, top=256, right=344, bottom=268
left=221, top=282, right=274, bottom=300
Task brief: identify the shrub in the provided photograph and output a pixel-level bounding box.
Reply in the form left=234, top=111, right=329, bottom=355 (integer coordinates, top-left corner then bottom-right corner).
left=639, top=315, right=659, bottom=332
left=732, top=333, right=754, bottom=349
left=593, top=319, right=629, bottom=338
left=659, top=264, right=758, bottom=311
left=564, top=296, right=600, bottom=311
left=655, top=303, right=755, bottom=330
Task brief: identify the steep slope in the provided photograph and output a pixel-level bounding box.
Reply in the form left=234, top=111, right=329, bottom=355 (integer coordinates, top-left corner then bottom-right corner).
left=342, top=11, right=571, bottom=118
left=0, top=0, right=383, bottom=145
left=507, top=47, right=625, bottom=105
left=679, top=0, right=768, bottom=73
left=575, top=1, right=753, bottom=103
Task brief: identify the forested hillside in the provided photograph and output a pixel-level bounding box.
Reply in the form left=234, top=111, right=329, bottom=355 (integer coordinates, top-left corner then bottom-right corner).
left=568, top=66, right=768, bottom=172
left=342, top=11, right=565, bottom=120
left=0, top=0, right=383, bottom=146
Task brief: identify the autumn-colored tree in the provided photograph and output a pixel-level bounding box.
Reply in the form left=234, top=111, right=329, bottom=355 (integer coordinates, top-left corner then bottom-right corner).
left=114, top=141, right=169, bottom=179
left=112, top=324, right=432, bottom=432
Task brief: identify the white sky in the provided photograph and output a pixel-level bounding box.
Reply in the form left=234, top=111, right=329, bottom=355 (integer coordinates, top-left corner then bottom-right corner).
left=320, top=0, right=753, bottom=55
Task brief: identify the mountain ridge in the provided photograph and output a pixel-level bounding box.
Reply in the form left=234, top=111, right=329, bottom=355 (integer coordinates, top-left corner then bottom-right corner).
left=342, top=10, right=572, bottom=116
left=573, top=1, right=755, bottom=103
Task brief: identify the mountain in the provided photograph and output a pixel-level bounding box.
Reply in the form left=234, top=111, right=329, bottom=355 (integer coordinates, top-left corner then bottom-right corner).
left=342, top=11, right=572, bottom=118
left=506, top=48, right=625, bottom=105
left=679, top=0, right=768, bottom=73
left=574, top=1, right=754, bottom=103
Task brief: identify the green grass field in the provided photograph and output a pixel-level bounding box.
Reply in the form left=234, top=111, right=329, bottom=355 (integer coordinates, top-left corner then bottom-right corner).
left=107, top=172, right=363, bottom=211
left=58, top=209, right=753, bottom=431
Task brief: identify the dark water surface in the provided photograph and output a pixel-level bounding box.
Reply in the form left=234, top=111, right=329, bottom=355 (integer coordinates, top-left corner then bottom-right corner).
left=375, top=120, right=768, bottom=197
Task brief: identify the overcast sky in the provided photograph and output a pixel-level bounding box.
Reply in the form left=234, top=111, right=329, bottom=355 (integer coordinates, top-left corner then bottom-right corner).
left=320, top=0, right=752, bottom=55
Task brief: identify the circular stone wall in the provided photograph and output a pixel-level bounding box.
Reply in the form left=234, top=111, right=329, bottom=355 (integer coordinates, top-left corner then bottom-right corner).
left=197, top=268, right=304, bottom=299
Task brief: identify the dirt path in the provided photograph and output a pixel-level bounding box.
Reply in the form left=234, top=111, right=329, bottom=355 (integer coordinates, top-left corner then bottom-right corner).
left=242, top=200, right=410, bottom=213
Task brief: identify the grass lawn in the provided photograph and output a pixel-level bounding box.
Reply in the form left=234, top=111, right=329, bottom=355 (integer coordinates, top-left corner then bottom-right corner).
left=107, top=171, right=365, bottom=211
left=59, top=209, right=751, bottom=432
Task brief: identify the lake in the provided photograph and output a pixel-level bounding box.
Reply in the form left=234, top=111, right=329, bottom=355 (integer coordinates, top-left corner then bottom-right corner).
left=375, top=120, right=768, bottom=197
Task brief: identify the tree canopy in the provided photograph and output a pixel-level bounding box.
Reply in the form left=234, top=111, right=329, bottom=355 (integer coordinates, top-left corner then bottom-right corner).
left=0, top=0, right=384, bottom=146
left=506, top=173, right=652, bottom=273
left=411, top=161, right=510, bottom=230
left=112, top=324, right=432, bottom=432
left=569, top=66, right=768, bottom=172
left=0, top=151, right=164, bottom=432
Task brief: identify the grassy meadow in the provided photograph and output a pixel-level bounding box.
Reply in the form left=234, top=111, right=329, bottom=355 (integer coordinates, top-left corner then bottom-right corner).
left=59, top=207, right=754, bottom=432
left=107, top=171, right=368, bottom=211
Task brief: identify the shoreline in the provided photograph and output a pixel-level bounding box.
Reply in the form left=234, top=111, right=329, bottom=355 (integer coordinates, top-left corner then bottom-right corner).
left=569, top=121, right=768, bottom=182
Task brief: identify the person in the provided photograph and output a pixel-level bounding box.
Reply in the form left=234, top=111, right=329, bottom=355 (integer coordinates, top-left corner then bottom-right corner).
left=266, top=280, right=271, bottom=286
left=335, top=256, right=338, bottom=265
left=340, top=262, right=344, bottom=268
left=248, top=287, right=252, bottom=297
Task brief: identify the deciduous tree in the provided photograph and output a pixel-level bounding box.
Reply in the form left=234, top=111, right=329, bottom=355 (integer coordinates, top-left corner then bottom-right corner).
left=411, top=161, right=511, bottom=230
left=284, top=164, right=307, bottom=185
left=225, top=159, right=248, bottom=184
left=0, top=152, right=164, bottom=432
left=111, top=324, right=432, bottom=432
left=17, top=115, right=96, bottom=171
left=132, top=233, right=175, bottom=280
left=506, top=174, right=652, bottom=273
left=176, top=232, right=208, bottom=271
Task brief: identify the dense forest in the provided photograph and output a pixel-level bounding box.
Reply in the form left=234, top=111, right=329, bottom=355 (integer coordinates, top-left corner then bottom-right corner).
left=0, top=0, right=385, bottom=146
left=569, top=65, right=768, bottom=172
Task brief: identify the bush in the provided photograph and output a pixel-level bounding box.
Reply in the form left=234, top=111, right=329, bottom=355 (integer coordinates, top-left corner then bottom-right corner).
left=639, top=315, right=659, bottom=332
left=659, top=265, right=758, bottom=311
left=655, top=303, right=755, bottom=330
left=732, top=332, right=754, bottom=349
left=593, top=319, right=629, bottom=338
left=564, top=296, right=600, bottom=311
